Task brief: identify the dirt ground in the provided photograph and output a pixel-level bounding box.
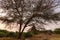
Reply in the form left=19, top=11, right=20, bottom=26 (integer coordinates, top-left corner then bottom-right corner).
left=26, top=34, right=60, bottom=40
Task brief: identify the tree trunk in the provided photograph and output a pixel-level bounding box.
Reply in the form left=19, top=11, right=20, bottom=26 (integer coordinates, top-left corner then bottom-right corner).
left=18, top=32, right=25, bottom=40
left=18, top=20, right=22, bottom=40
left=18, top=32, right=22, bottom=40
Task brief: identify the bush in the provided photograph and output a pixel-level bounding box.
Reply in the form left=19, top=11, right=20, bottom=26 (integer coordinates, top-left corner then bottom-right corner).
left=23, top=32, right=33, bottom=38
left=0, top=32, right=6, bottom=37
left=0, top=30, right=17, bottom=37
left=0, top=30, right=9, bottom=37
left=54, top=28, right=60, bottom=34
left=7, top=32, right=17, bottom=37
left=54, top=31, right=60, bottom=34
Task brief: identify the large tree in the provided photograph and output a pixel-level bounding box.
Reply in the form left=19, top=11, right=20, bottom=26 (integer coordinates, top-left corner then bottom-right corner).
left=0, top=0, right=60, bottom=40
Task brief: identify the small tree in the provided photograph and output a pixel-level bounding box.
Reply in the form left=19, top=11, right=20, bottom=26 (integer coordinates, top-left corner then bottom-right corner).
left=0, top=0, right=60, bottom=40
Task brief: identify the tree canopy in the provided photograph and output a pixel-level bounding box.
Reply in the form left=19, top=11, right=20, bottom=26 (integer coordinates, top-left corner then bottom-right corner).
left=0, top=0, right=60, bottom=39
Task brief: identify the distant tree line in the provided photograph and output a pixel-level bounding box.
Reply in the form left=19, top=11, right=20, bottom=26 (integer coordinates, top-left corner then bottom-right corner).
left=0, top=28, right=60, bottom=38
left=0, top=30, right=17, bottom=37
left=53, top=28, right=60, bottom=34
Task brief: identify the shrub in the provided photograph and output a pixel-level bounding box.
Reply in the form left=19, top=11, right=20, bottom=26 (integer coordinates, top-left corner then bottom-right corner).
left=23, top=32, right=33, bottom=38
left=0, top=30, right=17, bottom=37
left=7, top=32, right=17, bottom=37
left=54, top=28, right=60, bottom=34
left=0, top=32, right=6, bottom=37
left=0, top=30, right=9, bottom=37
left=54, top=31, right=60, bottom=34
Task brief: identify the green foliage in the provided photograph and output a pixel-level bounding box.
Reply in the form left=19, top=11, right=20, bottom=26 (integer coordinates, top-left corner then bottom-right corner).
left=1, top=29, right=60, bottom=38
left=54, top=28, right=60, bottom=34
left=0, top=30, right=9, bottom=37
left=0, top=30, right=36, bottom=38
left=23, top=32, right=33, bottom=38
left=23, top=30, right=41, bottom=38
left=54, top=31, right=60, bottom=34
left=0, top=32, right=7, bottom=37
left=54, top=28, right=60, bottom=31
left=7, top=32, right=17, bottom=37
left=31, top=30, right=40, bottom=34
left=0, top=30, right=17, bottom=37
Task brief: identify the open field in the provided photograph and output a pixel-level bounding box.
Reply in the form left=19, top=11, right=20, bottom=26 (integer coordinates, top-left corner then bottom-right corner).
left=26, top=34, right=60, bottom=40
left=0, top=34, right=60, bottom=40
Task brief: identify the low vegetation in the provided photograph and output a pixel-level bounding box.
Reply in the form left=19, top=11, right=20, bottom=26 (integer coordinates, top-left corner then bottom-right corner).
left=0, top=30, right=17, bottom=37
left=0, top=28, right=60, bottom=40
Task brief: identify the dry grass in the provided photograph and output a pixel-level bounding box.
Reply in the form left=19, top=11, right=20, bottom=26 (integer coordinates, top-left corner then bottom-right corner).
left=0, top=37, right=17, bottom=40
left=26, top=34, right=60, bottom=40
